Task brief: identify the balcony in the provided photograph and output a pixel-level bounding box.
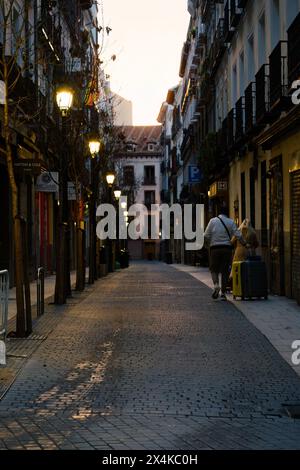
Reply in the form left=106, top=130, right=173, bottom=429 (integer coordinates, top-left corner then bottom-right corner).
left=288, top=12, right=300, bottom=87
left=210, top=19, right=226, bottom=75
left=269, top=41, right=289, bottom=112
left=255, top=64, right=269, bottom=125
left=144, top=201, right=157, bottom=210
left=79, top=0, right=93, bottom=9
left=200, top=0, right=213, bottom=22
left=245, top=82, right=255, bottom=134
left=224, top=1, right=235, bottom=43
left=179, top=41, right=191, bottom=78
left=227, top=108, right=235, bottom=150
left=235, top=96, right=245, bottom=142
left=219, top=118, right=228, bottom=157
left=143, top=178, right=157, bottom=186
left=198, top=73, right=213, bottom=106
left=230, top=0, right=242, bottom=27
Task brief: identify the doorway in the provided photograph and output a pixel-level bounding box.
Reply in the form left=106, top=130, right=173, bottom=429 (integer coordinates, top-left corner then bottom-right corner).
left=269, top=156, right=285, bottom=295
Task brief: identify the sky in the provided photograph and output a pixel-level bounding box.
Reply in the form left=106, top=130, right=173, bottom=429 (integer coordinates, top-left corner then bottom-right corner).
left=102, top=0, right=190, bottom=125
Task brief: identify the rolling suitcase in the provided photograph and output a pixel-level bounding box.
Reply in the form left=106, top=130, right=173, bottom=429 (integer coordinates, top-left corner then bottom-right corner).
left=241, top=259, right=268, bottom=300
left=232, top=260, right=268, bottom=300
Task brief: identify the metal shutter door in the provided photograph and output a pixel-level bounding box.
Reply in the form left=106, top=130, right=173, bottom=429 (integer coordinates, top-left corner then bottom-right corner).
left=291, top=170, right=300, bottom=304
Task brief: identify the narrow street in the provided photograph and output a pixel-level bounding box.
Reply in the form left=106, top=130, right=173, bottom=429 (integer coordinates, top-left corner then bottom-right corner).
left=0, top=262, right=300, bottom=450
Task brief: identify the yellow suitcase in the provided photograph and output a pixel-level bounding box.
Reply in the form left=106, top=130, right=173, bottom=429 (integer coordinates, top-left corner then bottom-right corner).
left=232, top=261, right=243, bottom=299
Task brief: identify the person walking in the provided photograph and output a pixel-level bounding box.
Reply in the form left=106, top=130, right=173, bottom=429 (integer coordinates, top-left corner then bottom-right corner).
left=204, top=205, right=246, bottom=300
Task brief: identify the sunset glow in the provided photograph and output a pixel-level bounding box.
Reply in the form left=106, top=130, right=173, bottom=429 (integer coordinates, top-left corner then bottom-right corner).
left=103, top=0, right=190, bottom=125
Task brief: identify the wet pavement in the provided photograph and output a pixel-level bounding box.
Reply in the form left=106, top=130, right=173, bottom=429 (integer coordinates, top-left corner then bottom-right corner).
left=0, top=261, right=300, bottom=450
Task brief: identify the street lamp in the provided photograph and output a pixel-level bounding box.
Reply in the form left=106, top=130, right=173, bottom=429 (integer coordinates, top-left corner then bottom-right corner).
left=54, top=85, right=74, bottom=305
left=56, top=86, right=74, bottom=117
left=114, top=188, right=122, bottom=200
left=106, top=171, right=115, bottom=186
left=88, top=138, right=101, bottom=158
left=87, top=136, right=102, bottom=285
left=105, top=171, right=116, bottom=273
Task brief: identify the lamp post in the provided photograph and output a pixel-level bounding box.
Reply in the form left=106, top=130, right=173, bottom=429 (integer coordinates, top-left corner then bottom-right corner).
left=54, top=86, right=74, bottom=305
left=113, top=187, right=122, bottom=265
left=88, top=137, right=101, bottom=284
left=106, top=171, right=115, bottom=273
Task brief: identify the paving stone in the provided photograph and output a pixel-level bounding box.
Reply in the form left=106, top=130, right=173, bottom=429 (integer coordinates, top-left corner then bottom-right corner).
left=0, top=262, right=300, bottom=449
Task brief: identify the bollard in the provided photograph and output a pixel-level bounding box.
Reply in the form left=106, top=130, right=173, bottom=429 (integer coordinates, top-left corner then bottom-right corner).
left=37, top=267, right=45, bottom=317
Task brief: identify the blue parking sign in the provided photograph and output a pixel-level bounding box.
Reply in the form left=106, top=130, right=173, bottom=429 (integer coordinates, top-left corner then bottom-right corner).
left=188, top=166, right=202, bottom=183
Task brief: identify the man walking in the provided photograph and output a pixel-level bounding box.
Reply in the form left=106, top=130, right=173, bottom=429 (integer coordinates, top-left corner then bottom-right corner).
left=204, top=205, right=246, bottom=300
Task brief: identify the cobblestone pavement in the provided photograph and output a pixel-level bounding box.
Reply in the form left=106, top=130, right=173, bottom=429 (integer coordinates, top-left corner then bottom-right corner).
left=1, top=261, right=300, bottom=450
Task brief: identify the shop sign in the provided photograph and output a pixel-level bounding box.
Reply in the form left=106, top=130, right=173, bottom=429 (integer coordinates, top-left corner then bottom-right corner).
left=209, top=180, right=228, bottom=198
left=36, top=172, right=59, bottom=192
left=14, top=159, right=42, bottom=174
left=14, top=145, right=42, bottom=175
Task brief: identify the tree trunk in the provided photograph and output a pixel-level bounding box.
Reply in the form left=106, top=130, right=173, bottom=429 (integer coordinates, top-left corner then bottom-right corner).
left=3, top=65, right=28, bottom=337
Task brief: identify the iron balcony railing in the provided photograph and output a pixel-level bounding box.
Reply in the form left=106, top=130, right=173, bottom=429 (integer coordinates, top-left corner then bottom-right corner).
left=221, top=117, right=228, bottom=155
left=230, top=0, right=242, bottom=27
left=235, top=96, right=245, bottom=141
left=143, top=177, right=157, bottom=186
left=255, top=64, right=269, bottom=124
left=245, top=82, right=255, bottom=133
left=227, top=108, right=235, bottom=150
left=224, top=0, right=235, bottom=43
left=269, top=41, right=288, bottom=111
left=210, top=19, right=226, bottom=75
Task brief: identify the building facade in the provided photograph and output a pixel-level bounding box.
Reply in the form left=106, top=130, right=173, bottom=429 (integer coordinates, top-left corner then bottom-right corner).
left=115, top=126, right=163, bottom=261
left=160, top=0, right=300, bottom=304
left=0, top=0, right=104, bottom=285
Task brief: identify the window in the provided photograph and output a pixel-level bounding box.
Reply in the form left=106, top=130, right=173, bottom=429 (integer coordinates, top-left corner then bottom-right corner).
left=144, top=190, right=155, bottom=208
left=261, top=161, right=268, bottom=246
left=258, top=13, right=266, bottom=67
left=250, top=167, right=256, bottom=227
left=239, top=51, right=245, bottom=97
left=148, top=143, right=155, bottom=151
left=271, top=0, right=280, bottom=49
left=126, top=143, right=136, bottom=152
left=241, top=172, right=246, bottom=221
left=247, top=34, right=255, bottom=81
left=144, top=166, right=155, bottom=185
left=11, top=4, right=22, bottom=63
left=232, top=63, right=237, bottom=106
left=123, top=166, right=134, bottom=186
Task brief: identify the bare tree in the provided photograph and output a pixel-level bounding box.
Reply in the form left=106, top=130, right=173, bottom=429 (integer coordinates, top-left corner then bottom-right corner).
left=0, top=0, right=38, bottom=336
